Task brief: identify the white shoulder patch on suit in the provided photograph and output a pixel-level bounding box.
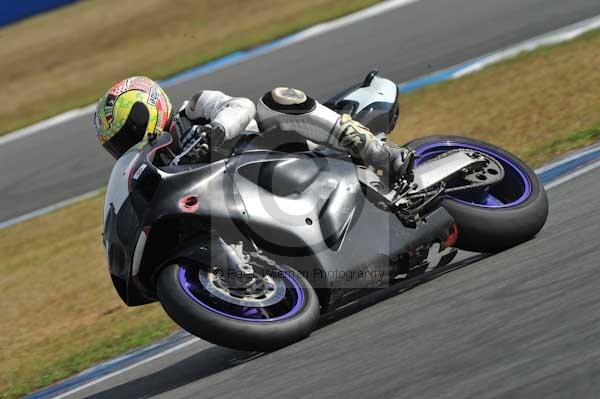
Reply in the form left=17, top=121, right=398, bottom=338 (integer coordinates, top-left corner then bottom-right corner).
left=271, top=87, right=307, bottom=105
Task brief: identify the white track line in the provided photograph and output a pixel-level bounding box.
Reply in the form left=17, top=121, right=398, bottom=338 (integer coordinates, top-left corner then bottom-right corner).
left=0, top=188, right=103, bottom=230
left=278, top=0, right=421, bottom=45
left=536, top=142, right=600, bottom=174
left=453, top=14, right=600, bottom=78
left=544, top=159, right=600, bottom=190
left=0, top=0, right=420, bottom=147
left=0, top=104, right=95, bottom=146
left=50, top=338, right=200, bottom=399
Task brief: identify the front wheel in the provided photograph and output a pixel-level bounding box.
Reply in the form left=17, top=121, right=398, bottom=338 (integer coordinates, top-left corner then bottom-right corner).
left=406, top=135, right=549, bottom=253
left=157, top=263, right=320, bottom=352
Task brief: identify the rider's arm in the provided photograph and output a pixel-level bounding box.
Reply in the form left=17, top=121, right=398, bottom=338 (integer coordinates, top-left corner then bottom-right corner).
left=185, top=90, right=256, bottom=145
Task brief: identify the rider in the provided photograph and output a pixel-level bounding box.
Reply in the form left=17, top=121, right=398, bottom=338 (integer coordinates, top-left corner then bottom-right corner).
left=93, top=76, right=412, bottom=180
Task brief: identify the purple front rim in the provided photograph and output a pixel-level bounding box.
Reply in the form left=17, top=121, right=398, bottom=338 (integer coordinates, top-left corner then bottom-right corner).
left=414, top=140, right=533, bottom=208
left=178, top=266, right=305, bottom=322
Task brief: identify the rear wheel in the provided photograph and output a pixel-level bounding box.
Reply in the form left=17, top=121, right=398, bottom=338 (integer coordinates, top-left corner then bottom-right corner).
left=406, top=135, right=548, bottom=253
left=157, top=262, right=320, bottom=352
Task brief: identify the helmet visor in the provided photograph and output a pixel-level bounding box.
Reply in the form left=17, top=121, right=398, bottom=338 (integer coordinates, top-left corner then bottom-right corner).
left=103, top=102, right=150, bottom=159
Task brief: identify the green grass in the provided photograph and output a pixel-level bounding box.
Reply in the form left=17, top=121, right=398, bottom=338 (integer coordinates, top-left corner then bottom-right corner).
left=528, top=122, right=600, bottom=161
left=8, top=318, right=173, bottom=398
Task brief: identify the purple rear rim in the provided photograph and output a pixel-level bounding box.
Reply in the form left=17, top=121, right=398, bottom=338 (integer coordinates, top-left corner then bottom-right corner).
left=178, top=265, right=305, bottom=322
left=414, top=140, right=533, bottom=208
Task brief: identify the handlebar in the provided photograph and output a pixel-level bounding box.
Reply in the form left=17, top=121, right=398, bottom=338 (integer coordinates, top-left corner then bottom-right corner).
left=170, top=125, right=211, bottom=165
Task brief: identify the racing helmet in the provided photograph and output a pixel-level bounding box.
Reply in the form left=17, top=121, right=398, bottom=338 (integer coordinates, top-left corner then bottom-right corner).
left=94, top=76, right=172, bottom=158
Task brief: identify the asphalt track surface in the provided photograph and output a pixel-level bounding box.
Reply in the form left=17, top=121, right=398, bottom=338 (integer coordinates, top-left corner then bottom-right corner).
left=3, top=0, right=600, bottom=223
left=59, top=163, right=600, bottom=398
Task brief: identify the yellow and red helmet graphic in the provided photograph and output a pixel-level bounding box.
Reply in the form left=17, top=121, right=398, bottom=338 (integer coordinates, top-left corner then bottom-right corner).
left=94, top=76, right=172, bottom=144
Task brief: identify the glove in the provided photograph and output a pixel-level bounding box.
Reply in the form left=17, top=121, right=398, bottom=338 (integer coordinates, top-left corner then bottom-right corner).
left=175, top=123, right=229, bottom=164
left=169, top=124, right=210, bottom=165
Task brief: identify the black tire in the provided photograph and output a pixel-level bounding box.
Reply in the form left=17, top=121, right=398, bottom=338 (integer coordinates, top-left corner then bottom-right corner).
left=157, top=264, right=320, bottom=352
left=405, top=135, right=549, bottom=253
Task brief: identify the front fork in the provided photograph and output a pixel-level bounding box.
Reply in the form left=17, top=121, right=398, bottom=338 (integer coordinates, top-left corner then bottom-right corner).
left=210, top=238, right=255, bottom=289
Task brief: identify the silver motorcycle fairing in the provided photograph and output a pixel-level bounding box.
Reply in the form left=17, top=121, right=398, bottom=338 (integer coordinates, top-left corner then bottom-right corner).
left=324, top=71, right=400, bottom=135
left=225, top=150, right=456, bottom=303
left=103, top=143, right=145, bottom=225
left=229, top=151, right=360, bottom=253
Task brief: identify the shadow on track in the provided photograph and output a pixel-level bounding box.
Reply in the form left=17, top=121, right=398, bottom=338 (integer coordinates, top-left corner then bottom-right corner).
left=82, top=346, right=263, bottom=399
left=83, top=252, right=489, bottom=399
left=318, top=252, right=490, bottom=326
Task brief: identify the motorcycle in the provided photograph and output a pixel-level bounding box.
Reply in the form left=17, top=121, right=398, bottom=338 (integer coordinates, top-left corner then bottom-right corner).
left=103, top=71, right=548, bottom=351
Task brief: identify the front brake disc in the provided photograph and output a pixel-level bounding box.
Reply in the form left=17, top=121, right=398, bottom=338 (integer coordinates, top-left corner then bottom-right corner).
left=198, top=269, right=286, bottom=307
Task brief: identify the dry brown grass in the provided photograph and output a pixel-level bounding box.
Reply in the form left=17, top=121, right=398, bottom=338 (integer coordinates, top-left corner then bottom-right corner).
left=0, top=194, right=176, bottom=398
left=390, top=29, right=600, bottom=166
left=0, top=0, right=379, bottom=134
